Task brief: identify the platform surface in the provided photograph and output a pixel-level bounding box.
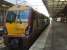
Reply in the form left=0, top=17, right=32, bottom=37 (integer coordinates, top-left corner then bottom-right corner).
left=30, top=21, right=67, bottom=50
left=44, top=22, right=67, bottom=50
left=29, top=23, right=52, bottom=50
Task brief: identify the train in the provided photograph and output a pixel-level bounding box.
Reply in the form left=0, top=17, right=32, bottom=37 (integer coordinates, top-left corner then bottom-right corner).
left=2, top=4, right=50, bottom=49
left=22, top=8, right=50, bottom=49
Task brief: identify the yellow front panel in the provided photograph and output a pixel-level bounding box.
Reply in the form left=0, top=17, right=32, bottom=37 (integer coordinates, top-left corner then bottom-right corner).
left=6, top=23, right=28, bottom=37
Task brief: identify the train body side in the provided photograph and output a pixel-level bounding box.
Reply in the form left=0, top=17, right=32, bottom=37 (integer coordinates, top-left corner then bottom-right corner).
left=22, top=8, right=50, bottom=49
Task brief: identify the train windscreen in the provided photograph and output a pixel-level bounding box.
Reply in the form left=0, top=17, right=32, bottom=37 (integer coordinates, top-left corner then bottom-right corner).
left=17, top=9, right=31, bottom=23
left=6, top=12, right=16, bottom=23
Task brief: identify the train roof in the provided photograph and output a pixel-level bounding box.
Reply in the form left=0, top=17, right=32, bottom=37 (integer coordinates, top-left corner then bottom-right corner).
left=8, top=4, right=31, bottom=11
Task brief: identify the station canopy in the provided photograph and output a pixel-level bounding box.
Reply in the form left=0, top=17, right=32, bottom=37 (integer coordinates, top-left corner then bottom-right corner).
left=43, top=0, right=67, bottom=17
left=0, top=0, right=13, bottom=8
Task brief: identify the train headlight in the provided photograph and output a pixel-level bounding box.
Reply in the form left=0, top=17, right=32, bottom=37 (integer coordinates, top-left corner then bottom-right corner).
left=0, top=28, right=3, bottom=31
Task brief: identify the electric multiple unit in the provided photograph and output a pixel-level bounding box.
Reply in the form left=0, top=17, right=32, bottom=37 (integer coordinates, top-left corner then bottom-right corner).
left=1, top=5, right=50, bottom=49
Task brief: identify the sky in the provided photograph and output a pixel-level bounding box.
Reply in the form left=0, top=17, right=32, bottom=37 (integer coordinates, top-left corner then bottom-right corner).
left=5, top=0, right=50, bottom=17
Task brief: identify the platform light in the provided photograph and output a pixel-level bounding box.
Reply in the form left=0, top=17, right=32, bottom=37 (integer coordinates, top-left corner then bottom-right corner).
left=2, top=4, right=9, bottom=7
left=50, top=17, right=53, bottom=24
left=60, top=0, right=65, bottom=1
left=2, top=5, right=6, bottom=7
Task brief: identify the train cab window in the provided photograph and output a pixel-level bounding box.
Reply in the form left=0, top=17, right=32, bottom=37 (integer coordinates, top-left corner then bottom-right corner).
left=17, top=10, right=30, bottom=23
left=6, top=12, right=16, bottom=23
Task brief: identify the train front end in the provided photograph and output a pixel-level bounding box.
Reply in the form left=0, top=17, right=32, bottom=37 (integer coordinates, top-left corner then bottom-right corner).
left=5, top=5, right=32, bottom=49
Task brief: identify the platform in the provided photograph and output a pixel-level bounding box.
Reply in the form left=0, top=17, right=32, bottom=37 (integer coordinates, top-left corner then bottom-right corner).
left=29, top=23, right=52, bottom=50
left=29, top=21, right=67, bottom=50
left=0, top=21, right=67, bottom=50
